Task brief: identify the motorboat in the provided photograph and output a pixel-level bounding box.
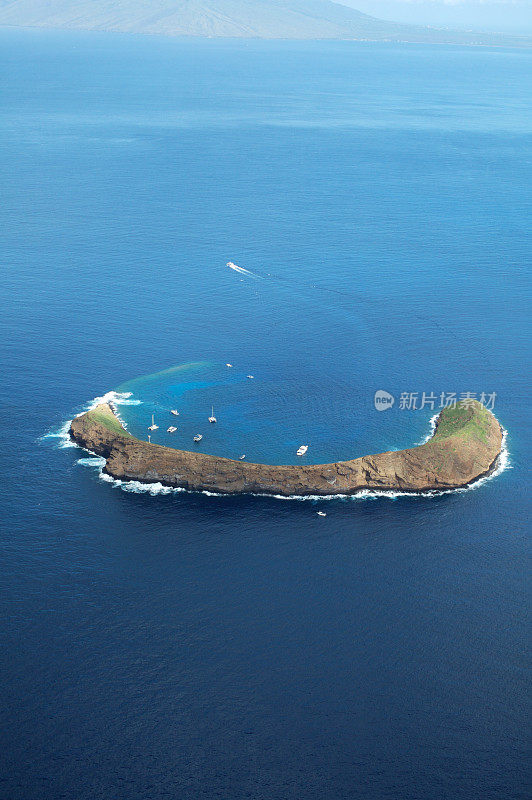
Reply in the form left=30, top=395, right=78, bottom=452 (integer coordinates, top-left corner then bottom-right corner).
left=170, top=409, right=179, bottom=416
left=226, top=363, right=233, bottom=367
left=208, top=406, right=217, bottom=423
left=297, top=445, right=308, bottom=456
left=239, top=455, right=246, bottom=460
left=246, top=375, right=254, bottom=379
left=193, top=434, right=203, bottom=443
left=167, top=426, right=177, bottom=433
left=148, top=414, right=159, bottom=431
left=317, top=511, right=327, bottom=517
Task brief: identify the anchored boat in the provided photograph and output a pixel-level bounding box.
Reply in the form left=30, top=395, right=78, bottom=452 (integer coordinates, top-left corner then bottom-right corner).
left=193, top=434, right=203, bottom=443
left=297, top=445, right=308, bottom=456
left=208, top=406, right=217, bottom=423
left=148, top=414, right=158, bottom=431
left=167, top=426, right=177, bottom=433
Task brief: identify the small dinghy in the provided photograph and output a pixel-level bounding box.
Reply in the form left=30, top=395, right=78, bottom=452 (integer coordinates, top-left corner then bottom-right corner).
left=170, top=409, right=179, bottom=416
left=297, top=445, right=308, bottom=456
left=208, top=406, right=217, bottom=423
left=193, top=434, right=203, bottom=443
left=148, top=414, right=159, bottom=431
left=317, top=511, right=327, bottom=517
left=167, top=426, right=177, bottom=433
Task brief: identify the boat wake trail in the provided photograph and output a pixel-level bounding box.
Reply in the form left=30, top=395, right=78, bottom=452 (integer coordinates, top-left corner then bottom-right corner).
left=226, top=261, right=259, bottom=277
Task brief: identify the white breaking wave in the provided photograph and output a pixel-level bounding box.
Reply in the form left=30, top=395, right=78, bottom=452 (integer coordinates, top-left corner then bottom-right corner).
left=40, top=418, right=78, bottom=448
left=85, top=390, right=141, bottom=412
left=416, top=412, right=439, bottom=445
left=77, top=456, right=106, bottom=468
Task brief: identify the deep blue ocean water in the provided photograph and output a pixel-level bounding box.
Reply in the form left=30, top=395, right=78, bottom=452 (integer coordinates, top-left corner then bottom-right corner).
left=1, top=28, right=530, bottom=799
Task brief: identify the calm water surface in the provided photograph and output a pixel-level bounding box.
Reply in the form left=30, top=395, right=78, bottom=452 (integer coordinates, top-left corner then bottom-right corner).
left=0, top=29, right=530, bottom=799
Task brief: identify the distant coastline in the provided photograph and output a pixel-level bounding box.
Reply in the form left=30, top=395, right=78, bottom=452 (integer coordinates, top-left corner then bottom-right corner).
left=1, top=0, right=530, bottom=49
left=69, top=400, right=503, bottom=497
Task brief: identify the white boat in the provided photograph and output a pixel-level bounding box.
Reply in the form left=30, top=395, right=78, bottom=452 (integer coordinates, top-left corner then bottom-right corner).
left=208, top=406, right=217, bottom=423
left=170, top=409, right=179, bottom=416
left=317, top=511, right=327, bottom=517
left=246, top=375, right=254, bottom=379
left=148, top=414, right=159, bottom=431
left=226, top=363, right=233, bottom=368
left=240, top=455, right=246, bottom=460
left=193, top=434, right=203, bottom=443
left=167, top=426, right=177, bottom=433
left=296, top=445, right=308, bottom=456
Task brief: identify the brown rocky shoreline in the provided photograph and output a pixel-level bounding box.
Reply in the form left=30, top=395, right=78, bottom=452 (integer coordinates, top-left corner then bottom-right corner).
left=69, top=400, right=503, bottom=497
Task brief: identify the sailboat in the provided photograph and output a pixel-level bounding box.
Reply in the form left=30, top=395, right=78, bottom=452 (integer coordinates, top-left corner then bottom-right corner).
left=148, top=414, right=158, bottom=431
left=208, top=406, right=217, bottom=423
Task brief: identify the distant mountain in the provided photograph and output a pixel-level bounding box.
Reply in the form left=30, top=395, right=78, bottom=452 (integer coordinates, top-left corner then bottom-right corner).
left=0, top=0, right=529, bottom=46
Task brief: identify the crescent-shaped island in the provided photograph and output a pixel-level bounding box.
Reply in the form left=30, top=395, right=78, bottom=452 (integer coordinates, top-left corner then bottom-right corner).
left=70, top=399, right=503, bottom=496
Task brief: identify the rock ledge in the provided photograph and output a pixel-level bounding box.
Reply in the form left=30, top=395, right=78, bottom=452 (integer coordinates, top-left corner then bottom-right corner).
left=70, top=400, right=503, bottom=496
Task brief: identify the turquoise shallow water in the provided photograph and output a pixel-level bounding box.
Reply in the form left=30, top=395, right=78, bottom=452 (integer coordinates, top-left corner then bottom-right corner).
left=1, top=29, right=530, bottom=800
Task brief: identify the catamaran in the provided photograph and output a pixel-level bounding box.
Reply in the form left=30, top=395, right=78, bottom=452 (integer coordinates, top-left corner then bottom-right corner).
left=297, top=445, right=308, bottom=456
left=208, top=406, right=217, bottom=423
left=148, top=414, right=158, bottom=431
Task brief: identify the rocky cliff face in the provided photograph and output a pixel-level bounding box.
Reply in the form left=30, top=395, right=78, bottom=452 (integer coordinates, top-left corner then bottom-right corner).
left=70, top=400, right=503, bottom=496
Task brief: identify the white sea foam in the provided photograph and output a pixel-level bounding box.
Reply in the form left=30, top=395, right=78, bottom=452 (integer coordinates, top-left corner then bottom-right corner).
left=40, top=419, right=77, bottom=448
left=97, top=472, right=185, bottom=495
left=77, top=456, right=106, bottom=468
left=416, top=413, right=439, bottom=445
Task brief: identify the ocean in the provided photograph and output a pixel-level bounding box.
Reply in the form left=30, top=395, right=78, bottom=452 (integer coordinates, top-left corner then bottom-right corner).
left=1, top=28, right=530, bottom=799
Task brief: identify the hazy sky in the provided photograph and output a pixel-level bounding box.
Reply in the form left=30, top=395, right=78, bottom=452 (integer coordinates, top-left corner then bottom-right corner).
left=340, top=0, right=532, bottom=34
